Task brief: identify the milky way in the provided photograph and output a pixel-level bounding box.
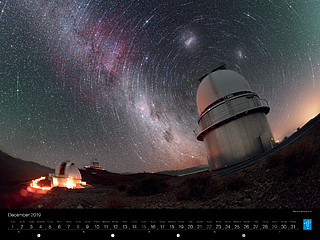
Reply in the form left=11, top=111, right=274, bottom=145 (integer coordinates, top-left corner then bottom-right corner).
left=0, top=0, right=319, bottom=172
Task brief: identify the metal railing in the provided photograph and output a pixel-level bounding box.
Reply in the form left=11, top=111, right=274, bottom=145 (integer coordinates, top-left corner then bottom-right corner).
left=194, top=98, right=269, bottom=139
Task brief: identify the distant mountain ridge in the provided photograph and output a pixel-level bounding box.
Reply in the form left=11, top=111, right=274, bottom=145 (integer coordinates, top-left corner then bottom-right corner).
left=0, top=150, right=53, bottom=185
left=0, top=113, right=319, bottom=186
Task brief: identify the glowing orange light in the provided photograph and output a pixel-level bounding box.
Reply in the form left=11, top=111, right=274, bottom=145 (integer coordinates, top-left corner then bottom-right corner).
left=27, top=176, right=52, bottom=194
left=51, top=176, right=86, bottom=189
left=66, top=177, right=76, bottom=189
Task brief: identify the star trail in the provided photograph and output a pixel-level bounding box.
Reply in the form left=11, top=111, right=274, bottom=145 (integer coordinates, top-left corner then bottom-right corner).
left=0, top=0, right=319, bottom=173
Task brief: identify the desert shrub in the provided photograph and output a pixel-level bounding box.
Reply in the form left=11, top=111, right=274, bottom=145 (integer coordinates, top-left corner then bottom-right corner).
left=203, top=177, right=225, bottom=199
left=225, top=172, right=248, bottom=191
left=175, top=173, right=209, bottom=200
left=266, top=153, right=283, bottom=169
left=266, top=141, right=317, bottom=179
left=175, top=172, right=224, bottom=201
left=105, top=189, right=125, bottom=209
left=126, top=176, right=169, bottom=196
left=116, top=182, right=129, bottom=192
left=282, top=142, right=317, bottom=178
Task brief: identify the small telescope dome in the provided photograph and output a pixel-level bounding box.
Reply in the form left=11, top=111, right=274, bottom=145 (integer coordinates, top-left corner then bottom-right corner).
left=54, top=161, right=82, bottom=180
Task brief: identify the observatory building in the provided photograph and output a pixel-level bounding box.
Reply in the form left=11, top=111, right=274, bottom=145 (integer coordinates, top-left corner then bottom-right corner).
left=48, top=161, right=85, bottom=188
left=195, top=66, right=274, bottom=170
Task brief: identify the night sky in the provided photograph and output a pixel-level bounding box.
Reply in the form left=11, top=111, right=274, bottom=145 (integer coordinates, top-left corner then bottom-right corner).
left=0, top=0, right=319, bottom=173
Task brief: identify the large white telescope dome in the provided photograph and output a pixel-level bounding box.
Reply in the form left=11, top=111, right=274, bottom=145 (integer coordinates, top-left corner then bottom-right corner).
left=196, top=70, right=252, bottom=114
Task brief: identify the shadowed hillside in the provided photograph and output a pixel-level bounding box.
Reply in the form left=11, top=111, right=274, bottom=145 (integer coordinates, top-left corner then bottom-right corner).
left=0, top=150, right=53, bottom=185
left=1, top=113, right=319, bottom=209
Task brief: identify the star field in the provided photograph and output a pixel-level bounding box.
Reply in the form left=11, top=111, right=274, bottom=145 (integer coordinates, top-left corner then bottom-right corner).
left=0, top=0, right=319, bottom=173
